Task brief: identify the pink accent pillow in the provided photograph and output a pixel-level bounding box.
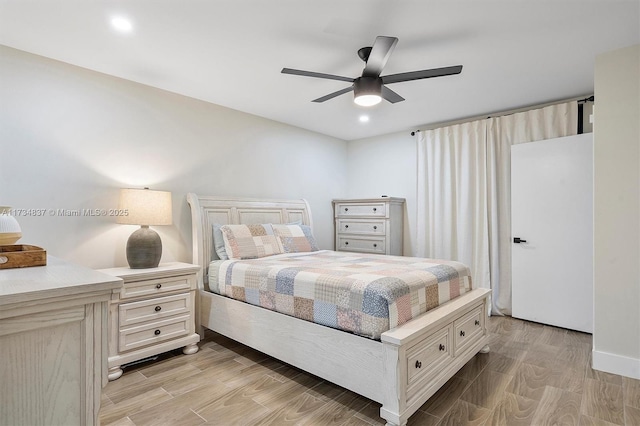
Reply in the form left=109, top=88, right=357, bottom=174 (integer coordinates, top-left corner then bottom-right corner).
left=220, top=224, right=283, bottom=260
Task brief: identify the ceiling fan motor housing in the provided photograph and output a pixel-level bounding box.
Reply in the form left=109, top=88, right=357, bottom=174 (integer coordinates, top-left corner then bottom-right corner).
left=354, top=76, right=382, bottom=97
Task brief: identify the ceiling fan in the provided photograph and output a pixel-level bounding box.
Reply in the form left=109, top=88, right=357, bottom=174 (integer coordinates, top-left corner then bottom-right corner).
left=281, top=36, right=463, bottom=107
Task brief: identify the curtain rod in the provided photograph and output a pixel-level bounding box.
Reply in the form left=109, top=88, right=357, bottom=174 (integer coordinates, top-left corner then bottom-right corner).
left=410, top=94, right=594, bottom=136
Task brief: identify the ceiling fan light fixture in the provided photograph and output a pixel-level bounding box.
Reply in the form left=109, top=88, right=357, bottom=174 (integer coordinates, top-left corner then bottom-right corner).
left=353, top=77, right=382, bottom=107
left=354, top=94, right=382, bottom=107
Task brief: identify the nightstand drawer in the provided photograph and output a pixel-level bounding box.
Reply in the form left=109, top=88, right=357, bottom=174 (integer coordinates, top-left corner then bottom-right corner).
left=337, top=236, right=386, bottom=254
left=120, top=275, right=193, bottom=300
left=119, top=315, right=191, bottom=352
left=337, top=219, right=386, bottom=235
left=119, top=293, right=191, bottom=327
left=335, top=202, right=387, bottom=218
left=453, top=305, right=485, bottom=354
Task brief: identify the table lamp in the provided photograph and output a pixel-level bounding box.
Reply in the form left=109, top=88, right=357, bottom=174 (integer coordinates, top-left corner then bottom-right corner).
left=117, top=188, right=172, bottom=269
left=0, top=207, right=22, bottom=245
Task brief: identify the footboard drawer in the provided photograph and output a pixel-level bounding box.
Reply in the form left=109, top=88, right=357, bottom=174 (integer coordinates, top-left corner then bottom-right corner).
left=406, top=325, right=451, bottom=394
left=453, top=304, right=485, bottom=354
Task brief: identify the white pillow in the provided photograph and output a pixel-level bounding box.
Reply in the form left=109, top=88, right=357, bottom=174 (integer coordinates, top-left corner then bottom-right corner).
left=212, top=223, right=229, bottom=260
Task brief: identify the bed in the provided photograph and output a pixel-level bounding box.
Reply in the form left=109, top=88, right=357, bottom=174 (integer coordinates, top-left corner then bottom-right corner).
left=187, top=194, right=491, bottom=426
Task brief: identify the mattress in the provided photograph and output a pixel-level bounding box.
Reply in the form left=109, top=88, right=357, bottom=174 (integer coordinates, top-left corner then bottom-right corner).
left=208, top=250, right=472, bottom=339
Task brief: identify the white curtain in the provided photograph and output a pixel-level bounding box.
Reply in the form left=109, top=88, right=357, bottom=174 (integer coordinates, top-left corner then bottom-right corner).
left=417, top=102, right=577, bottom=315
left=416, top=120, right=491, bottom=293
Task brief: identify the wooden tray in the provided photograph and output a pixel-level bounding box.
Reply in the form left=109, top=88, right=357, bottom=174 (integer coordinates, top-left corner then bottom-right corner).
left=0, top=245, right=47, bottom=269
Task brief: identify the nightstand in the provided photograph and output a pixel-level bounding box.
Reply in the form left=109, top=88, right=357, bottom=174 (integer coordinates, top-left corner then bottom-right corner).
left=332, top=197, right=405, bottom=255
left=98, top=262, right=201, bottom=380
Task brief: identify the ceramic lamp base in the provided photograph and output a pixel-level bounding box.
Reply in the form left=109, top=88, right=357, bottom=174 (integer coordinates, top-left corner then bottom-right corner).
left=126, top=226, right=162, bottom=269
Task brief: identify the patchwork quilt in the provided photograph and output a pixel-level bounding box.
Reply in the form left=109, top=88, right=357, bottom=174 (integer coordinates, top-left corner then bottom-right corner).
left=208, top=250, right=472, bottom=339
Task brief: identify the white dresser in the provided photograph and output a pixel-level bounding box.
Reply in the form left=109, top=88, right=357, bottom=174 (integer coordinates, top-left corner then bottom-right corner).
left=0, top=257, right=123, bottom=426
left=332, top=197, right=405, bottom=255
left=98, top=262, right=200, bottom=380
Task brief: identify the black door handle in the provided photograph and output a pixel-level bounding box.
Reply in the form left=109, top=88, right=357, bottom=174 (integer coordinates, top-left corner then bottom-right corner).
left=513, top=237, right=527, bottom=244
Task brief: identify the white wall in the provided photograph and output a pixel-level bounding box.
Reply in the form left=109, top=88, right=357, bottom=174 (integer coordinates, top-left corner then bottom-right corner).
left=0, top=45, right=347, bottom=269
left=593, top=44, right=640, bottom=379
left=346, top=131, right=417, bottom=256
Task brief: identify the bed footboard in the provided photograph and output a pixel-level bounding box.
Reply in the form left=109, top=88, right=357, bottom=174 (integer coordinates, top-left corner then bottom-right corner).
left=380, top=288, right=491, bottom=426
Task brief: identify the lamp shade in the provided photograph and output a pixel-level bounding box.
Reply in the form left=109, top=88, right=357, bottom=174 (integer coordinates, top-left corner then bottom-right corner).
left=117, top=188, right=172, bottom=226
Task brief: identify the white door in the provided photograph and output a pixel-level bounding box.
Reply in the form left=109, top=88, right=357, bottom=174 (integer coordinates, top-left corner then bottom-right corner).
left=511, top=133, right=593, bottom=333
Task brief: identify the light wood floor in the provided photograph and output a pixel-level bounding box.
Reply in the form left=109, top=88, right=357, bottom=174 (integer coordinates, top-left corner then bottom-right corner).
left=100, top=316, right=640, bottom=426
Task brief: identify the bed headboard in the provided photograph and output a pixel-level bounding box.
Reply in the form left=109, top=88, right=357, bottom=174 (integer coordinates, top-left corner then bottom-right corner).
left=186, top=194, right=313, bottom=285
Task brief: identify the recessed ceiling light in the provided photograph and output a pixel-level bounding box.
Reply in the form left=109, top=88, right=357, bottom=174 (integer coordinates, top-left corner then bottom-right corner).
left=111, top=16, right=133, bottom=33
left=359, top=115, right=370, bottom=123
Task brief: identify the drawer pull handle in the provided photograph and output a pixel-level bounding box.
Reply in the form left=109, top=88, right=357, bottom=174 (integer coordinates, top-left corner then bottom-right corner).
left=415, top=360, right=422, bottom=369
left=345, top=208, right=349, bottom=212
left=373, top=243, right=377, bottom=248
left=345, top=224, right=349, bottom=228
left=439, top=344, right=445, bottom=351
left=156, top=284, right=162, bottom=289
left=154, top=329, right=161, bottom=336
left=460, top=330, right=465, bottom=337
left=345, top=241, right=349, bottom=245
left=373, top=226, right=377, bottom=230
left=373, top=207, right=377, bottom=212
left=475, top=320, right=480, bottom=326
left=155, top=306, right=161, bottom=312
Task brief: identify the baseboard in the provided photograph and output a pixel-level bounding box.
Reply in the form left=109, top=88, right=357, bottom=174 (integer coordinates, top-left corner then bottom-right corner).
left=592, top=349, right=640, bottom=379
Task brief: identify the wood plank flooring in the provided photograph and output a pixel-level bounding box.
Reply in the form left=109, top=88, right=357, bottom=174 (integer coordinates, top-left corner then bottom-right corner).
left=100, top=316, right=640, bottom=425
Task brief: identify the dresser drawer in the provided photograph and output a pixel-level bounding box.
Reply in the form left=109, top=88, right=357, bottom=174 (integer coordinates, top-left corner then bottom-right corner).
left=406, top=326, right=451, bottom=395
left=337, top=219, right=386, bottom=235
left=337, top=236, right=386, bottom=254
left=120, top=275, right=193, bottom=300
left=119, top=293, right=191, bottom=328
left=335, top=202, right=387, bottom=218
left=453, top=305, right=485, bottom=354
left=119, top=315, right=191, bottom=352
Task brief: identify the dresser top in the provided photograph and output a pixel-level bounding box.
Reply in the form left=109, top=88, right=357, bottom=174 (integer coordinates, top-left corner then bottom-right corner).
left=0, top=256, right=123, bottom=306
left=332, top=197, right=406, bottom=204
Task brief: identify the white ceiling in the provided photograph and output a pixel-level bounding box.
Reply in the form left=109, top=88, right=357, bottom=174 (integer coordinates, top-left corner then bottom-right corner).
left=1, top=1, right=638, bottom=140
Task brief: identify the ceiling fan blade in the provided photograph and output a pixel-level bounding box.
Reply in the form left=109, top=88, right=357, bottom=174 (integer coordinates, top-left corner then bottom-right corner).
left=282, top=68, right=354, bottom=83
left=382, top=65, right=463, bottom=85
left=381, top=86, right=405, bottom=103
left=362, top=36, right=398, bottom=78
left=312, top=85, right=354, bottom=103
